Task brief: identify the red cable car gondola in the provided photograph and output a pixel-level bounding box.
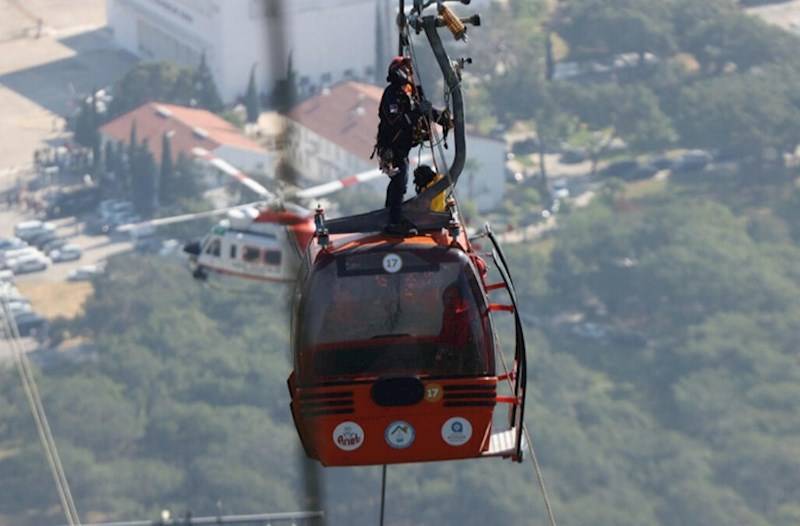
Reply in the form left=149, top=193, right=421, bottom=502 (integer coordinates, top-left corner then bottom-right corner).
left=288, top=224, right=527, bottom=466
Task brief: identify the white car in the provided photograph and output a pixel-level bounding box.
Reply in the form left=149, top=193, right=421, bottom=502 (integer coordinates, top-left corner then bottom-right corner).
left=0, top=269, right=14, bottom=283
left=8, top=253, right=50, bottom=274
left=0, top=237, right=27, bottom=252
left=1, top=247, right=44, bottom=268
left=14, top=220, right=56, bottom=242
left=48, top=244, right=82, bottom=263
left=67, top=265, right=103, bottom=281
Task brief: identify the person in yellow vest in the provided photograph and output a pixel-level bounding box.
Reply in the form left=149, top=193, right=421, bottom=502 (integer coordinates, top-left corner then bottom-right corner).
left=413, top=165, right=446, bottom=212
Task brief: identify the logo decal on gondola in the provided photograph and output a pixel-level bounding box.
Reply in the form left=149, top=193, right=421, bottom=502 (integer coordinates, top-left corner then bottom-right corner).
left=333, top=421, right=364, bottom=451
left=382, top=253, right=403, bottom=274
left=441, top=417, right=472, bottom=446
left=385, top=421, right=415, bottom=449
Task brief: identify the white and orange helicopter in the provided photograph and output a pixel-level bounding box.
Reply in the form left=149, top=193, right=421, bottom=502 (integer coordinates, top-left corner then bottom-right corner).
left=122, top=147, right=427, bottom=284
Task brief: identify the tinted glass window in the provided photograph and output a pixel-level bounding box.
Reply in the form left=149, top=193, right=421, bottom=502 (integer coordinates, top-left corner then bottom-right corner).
left=243, top=246, right=260, bottom=262
left=205, top=239, right=220, bottom=257
left=264, top=250, right=282, bottom=266
left=296, top=248, right=493, bottom=383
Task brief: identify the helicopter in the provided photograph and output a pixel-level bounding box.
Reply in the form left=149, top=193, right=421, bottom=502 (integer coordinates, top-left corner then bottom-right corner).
left=287, top=0, right=528, bottom=467
left=122, top=147, right=415, bottom=283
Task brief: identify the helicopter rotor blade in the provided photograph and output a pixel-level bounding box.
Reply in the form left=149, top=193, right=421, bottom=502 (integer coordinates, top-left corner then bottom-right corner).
left=291, top=156, right=433, bottom=201
left=115, top=201, right=264, bottom=233
left=192, top=147, right=277, bottom=200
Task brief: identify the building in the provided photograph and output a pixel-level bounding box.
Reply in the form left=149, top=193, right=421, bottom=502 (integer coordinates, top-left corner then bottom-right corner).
left=285, top=81, right=507, bottom=212
left=99, top=102, right=272, bottom=183
left=106, top=0, right=397, bottom=103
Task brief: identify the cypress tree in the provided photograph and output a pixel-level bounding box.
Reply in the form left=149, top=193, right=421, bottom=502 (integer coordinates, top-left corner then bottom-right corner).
left=245, top=65, right=260, bottom=124
left=194, top=53, right=224, bottom=112
left=160, top=133, right=175, bottom=204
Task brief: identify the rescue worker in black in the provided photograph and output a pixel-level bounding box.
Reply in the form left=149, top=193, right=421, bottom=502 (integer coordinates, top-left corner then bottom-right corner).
left=374, top=56, right=451, bottom=235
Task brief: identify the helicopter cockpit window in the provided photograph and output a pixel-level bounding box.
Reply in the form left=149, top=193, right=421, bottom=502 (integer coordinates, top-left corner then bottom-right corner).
left=297, top=249, right=494, bottom=384
left=205, top=239, right=221, bottom=257
left=264, top=250, right=282, bottom=266
left=243, top=246, right=260, bottom=263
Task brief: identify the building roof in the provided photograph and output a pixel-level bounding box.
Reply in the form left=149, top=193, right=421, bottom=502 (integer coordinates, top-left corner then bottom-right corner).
left=288, top=81, right=383, bottom=162
left=99, top=102, right=267, bottom=162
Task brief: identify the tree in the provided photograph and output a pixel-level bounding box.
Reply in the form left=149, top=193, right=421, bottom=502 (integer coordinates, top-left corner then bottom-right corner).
left=244, top=65, right=261, bottom=124
left=159, top=132, right=175, bottom=205
left=108, top=62, right=196, bottom=119
left=130, top=140, right=158, bottom=215
left=194, top=53, right=224, bottom=113
left=671, top=68, right=800, bottom=166
left=272, top=53, right=298, bottom=113
left=566, top=82, right=675, bottom=173
left=555, top=0, right=676, bottom=64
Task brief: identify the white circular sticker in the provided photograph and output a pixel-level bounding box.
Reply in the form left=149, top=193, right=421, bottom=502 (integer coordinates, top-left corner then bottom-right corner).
left=441, top=417, right=472, bottom=447
left=384, top=421, right=415, bottom=449
left=333, top=421, right=364, bottom=451
left=382, top=253, right=403, bottom=274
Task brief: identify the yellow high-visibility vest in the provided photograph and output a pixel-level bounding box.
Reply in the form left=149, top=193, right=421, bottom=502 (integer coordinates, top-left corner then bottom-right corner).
left=424, top=174, right=447, bottom=212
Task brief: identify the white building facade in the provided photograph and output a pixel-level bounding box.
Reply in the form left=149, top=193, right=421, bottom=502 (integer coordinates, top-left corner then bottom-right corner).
left=106, top=0, right=396, bottom=102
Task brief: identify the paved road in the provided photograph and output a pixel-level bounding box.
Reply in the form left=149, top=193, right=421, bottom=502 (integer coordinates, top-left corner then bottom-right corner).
left=0, top=0, right=136, bottom=186
left=746, top=0, right=800, bottom=32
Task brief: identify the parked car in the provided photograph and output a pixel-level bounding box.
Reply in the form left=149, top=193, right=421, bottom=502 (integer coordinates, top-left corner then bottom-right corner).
left=551, top=179, right=570, bottom=199
left=0, top=269, right=14, bottom=283
left=29, top=231, right=60, bottom=250
left=1, top=247, right=43, bottom=268
left=67, top=265, right=103, bottom=281
left=8, top=253, right=50, bottom=274
left=0, top=237, right=27, bottom=252
left=14, top=221, right=56, bottom=242
left=600, top=160, right=639, bottom=178
left=560, top=147, right=588, bottom=164
left=13, top=312, right=48, bottom=339
left=48, top=244, right=82, bottom=263
left=672, top=150, right=712, bottom=174
left=41, top=238, right=69, bottom=254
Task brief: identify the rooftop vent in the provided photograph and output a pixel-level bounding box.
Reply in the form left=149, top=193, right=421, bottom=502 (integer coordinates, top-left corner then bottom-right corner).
left=155, top=105, right=172, bottom=118
left=192, top=127, right=209, bottom=140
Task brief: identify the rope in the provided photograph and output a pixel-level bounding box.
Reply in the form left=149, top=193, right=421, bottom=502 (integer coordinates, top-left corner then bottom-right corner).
left=1, top=292, right=81, bottom=526
left=378, top=465, right=387, bottom=526
left=403, top=25, right=454, bottom=197
left=491, top=287, right=557, bottom=526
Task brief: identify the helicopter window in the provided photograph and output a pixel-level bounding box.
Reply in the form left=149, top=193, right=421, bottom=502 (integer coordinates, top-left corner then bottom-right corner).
left=296, top=250, right=494, bottom=384
left=243, top=246, right=261, bottom=263
left=230, top=245, right=237, bottom=259
left=264, top=250, right=282, bottom=266
left=205, top=239, right=221, bottom=257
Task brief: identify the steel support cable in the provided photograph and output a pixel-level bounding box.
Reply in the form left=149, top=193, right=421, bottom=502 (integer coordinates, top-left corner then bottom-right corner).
left=1, top=301, right=80, bottom=526
left=1, top=295, right=81, bottom=526
left=493, top=307, right=557, bottom=526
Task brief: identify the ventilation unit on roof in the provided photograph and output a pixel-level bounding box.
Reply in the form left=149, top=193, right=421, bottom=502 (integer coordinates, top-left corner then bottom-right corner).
left=155, top=105, right=172, bottom=118
left=192, top=127, right=209, bottom=139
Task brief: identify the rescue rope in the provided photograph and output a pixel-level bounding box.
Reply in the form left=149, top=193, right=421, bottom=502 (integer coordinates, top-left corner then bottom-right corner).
left=0, top=293, right=81, bottom=526
left=379, top=465, right=388, bottom=526
left=494, top=311, right=558, bottom=526
left=403, top=25, right=456, bottom=199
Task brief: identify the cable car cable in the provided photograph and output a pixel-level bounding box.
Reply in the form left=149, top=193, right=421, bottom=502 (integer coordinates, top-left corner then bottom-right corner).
left=1, top=294, right=81, bottom=526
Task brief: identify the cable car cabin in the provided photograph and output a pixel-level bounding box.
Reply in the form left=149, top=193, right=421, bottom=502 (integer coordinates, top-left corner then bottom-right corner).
left=289, top=230, right=526, bottom=466
left=193, top=212, right=301, bottom=283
